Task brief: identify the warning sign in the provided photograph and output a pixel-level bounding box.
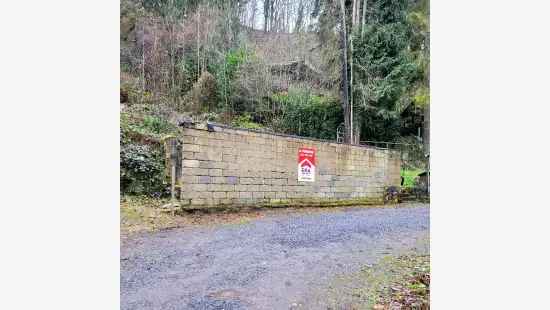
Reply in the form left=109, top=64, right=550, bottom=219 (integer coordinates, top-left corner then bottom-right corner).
left=298, top=147, right=316, bottom=182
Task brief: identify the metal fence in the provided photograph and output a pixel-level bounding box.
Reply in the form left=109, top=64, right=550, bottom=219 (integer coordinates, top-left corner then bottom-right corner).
left=359, top=140, right=429, bottom=171
left=360, top=139, right=430, bottom=201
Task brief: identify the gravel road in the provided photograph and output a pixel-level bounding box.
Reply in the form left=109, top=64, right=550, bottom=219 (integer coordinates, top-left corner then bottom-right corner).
left=121, top=203, right=429, bottom=310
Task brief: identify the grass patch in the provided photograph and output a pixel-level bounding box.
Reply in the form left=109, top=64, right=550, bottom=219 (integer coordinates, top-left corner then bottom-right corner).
left=326, top=253, right=430, bottom=309
left=401, top=169, right=424, bottom=188
left=121, top=195, right=289, bottom=238
left=120, top=195, right=176, bottom=236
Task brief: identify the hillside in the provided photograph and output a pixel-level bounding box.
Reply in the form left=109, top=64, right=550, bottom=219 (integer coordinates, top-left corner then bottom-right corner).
left=120, top=0, right=430, bottom=197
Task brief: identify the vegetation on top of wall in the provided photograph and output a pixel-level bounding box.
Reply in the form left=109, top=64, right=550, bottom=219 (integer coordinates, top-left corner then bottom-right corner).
left=120, top=0, right=428, bottom=142
left=270, top=88, right=343, bottom=140
left=231, top=114, right=263, bottom=129
left=121, top=112, right=179, bottom=143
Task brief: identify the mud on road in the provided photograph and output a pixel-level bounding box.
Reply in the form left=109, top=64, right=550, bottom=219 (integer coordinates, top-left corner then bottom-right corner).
left=121, top=203, right=429, bottom=310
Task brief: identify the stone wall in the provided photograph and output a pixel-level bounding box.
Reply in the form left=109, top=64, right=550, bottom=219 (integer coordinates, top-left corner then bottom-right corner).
left=178, top=124, right=401, bottom=207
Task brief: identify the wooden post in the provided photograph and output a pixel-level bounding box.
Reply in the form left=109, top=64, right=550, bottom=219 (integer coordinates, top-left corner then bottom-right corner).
left=165, top=137, right=179, bottom=216
left=171, top=164, right=176, bottom=216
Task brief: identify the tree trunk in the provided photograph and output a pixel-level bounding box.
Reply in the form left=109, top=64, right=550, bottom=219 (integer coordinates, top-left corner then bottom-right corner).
left=423, top=103, right=430, bottom=154
left=352, top=0, right=357, bottom=25
left=197, top=7, right=201, bottom=79
left=264, top=0, right=269, bottom=31
left=357, top=0, right=361, bottom=24
left=361, top=0, right=367, bottom=36
left=351, top=0, right=359, bottom=143
left=350, top=34, right=354, bottom=144
left=339, top=0, right=351, bottom=144
left=354, top=119, right=361, bottom=144
left=269, top=0, right=274, bottom=32
left=141, top=20, right=146, bottom=99
left=295, top=1, right=304, bottom=32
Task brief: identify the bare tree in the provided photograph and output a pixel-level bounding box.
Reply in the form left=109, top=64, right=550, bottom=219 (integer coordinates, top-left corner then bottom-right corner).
left=338, top=0, right=351, bottom=143
left=295, top=0, right=305, bottom=32
left=361, top=0, right=367, bottom=36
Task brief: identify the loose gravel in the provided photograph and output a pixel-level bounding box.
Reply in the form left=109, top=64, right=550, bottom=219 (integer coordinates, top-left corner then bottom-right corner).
left=121, top=203, right=429, bottom=310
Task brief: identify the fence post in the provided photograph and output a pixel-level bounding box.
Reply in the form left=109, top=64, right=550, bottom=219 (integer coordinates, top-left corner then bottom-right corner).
left=171, top=139, right=178, bottom=215
left=163, top=136, right=180, bottom=214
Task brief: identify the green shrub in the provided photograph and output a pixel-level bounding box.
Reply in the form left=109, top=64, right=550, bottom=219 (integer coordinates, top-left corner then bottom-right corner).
left=212, top=47, right=252, bottom=112
left=121, top=112, right=176, bottom=140
left=271, top=88, right=343, bottom=140
left=141, top=115, right=173, bottom=134
left=231, top=114, right=262, bottom=129
left=400, top=169, right=423, bottom=188
left=120, top=143, right=167, bottom=197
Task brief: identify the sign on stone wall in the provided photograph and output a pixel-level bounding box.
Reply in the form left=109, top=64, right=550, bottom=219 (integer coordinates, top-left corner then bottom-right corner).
left=298, top=147, right=316, bottom=182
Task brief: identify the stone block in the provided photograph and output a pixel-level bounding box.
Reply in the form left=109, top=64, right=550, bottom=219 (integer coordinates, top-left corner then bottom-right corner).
left=252, top=177, right=264, bottom=184
left=198, top=191, right=212, bottom=198
left=264, top=191, right=276, bottom=199
left=234, top=185, right=247, bottom=192
left=252, top=191, right=265, bottom=199
left=272, top=178, right=287, bottom=185
left=223, top=154, right=236, bottom=162
left=239, top=192, right=252, bottom=199
left=227, top=191, right=239, bottom=199
left=226, top=162, right=240, bottom=170
left=213, top=192, right=227, bottom=199
left=182, top=159, right=200, bottom=168
left=320, top=175, right=335, bottom=182
left=275, top=192, right=287, bottom=199
left=181, top=191, right=201, bottom=199
left=226, top=176, right=238, bottom=184
left=286, top=192, right=299, bottom=199
left=324, top=192, right=335, bottom=198
left=182, top=168, right=209, bottom=176
left=245, top=185, right=259, bottom=192
left=191, top=198, right=206, bottom=205
left=181, top=175, right=198, bottom=184
left=187, top=184, right=207, bottom=192
left=260, top=184, right=272, bottom=192
left=182, top=151, right=195, bottom=159
left=207, top=184, right=227, bottom=192
left=198, top=176, right=211, bottom=184
left=287, top=178, right=297, bottom=185
left=211, top=177, right=226, bottom=184
left=182, top=144, right=200, bottom=153
left=209, top=169, right=222, bottom=176
left=198, top=160, right=212, bottom=169
left=334, top=192, right=351, bottom=199
left=222, top=169, right=240, bottom=177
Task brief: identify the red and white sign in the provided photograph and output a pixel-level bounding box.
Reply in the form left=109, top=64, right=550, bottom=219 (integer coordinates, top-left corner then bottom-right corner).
left=298, top=147, right=316, bottom=182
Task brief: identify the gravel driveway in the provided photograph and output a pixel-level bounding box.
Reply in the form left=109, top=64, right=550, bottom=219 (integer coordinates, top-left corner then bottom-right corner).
left=121, top=203, right=429, bottom=310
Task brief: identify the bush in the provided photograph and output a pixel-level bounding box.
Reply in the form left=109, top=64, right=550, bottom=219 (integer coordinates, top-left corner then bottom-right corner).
left=231, top=114, right=262, bottom=129
left=271, top=88, right=343, bottom=140
left=120, top=112, right=177, bottom=142
left=140, top=115, right=173, bottom=135
left=212, top=48, right=249, bottom=113
left=187, top=71, right=218, bottom=112
left=120, top=143, right=167, bottom=197
left=400, top=169, right=422, bottom=188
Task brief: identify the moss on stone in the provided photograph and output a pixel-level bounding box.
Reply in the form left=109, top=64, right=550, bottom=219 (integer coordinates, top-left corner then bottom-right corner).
left=178, top=196, right=392, bottom=213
